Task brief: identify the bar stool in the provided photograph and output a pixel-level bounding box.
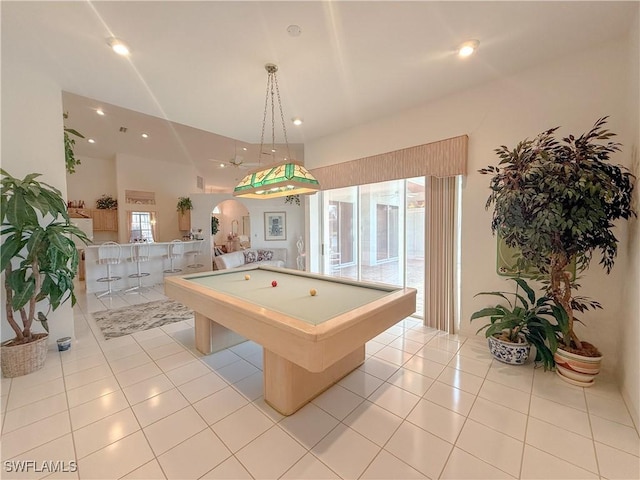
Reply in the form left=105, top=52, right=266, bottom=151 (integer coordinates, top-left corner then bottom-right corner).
left=163, top=240, right=183, bottom=274
left=185, top=240, right=204, bottom=270
left=96, top=242, right=122, bottom=298
left=126, top=243, right=151, bottom=292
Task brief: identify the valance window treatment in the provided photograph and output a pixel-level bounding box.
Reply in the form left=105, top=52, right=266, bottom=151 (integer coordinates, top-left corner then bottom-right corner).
left=309, top=135, right=467, bottom=190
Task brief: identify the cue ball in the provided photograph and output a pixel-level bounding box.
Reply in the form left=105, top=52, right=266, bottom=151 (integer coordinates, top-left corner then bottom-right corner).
left=310, top=288, right=317, bottom=296
left=245, top=274, right=251, bottom=280
left=272, top=280, right=278, bottom=287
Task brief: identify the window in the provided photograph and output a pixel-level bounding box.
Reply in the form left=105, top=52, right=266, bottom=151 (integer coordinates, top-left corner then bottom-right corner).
left=129, top=211, right=156, bottom=242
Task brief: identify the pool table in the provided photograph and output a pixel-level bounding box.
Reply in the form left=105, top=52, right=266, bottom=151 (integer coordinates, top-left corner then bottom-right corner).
left=164, top=266, right=416, bottom=415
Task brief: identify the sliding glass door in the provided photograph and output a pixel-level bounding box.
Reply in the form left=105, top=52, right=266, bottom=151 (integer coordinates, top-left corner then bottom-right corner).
left=323, top=187, right=358, bottom=278
left=321, top=178, right=425, bottom=318
left=359, top=180, right=404, bottom=287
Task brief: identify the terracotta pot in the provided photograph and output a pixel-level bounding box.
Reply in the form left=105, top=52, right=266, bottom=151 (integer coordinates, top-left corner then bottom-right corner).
left=487, top=334, right=530, bottom=365
left=554, top=347, right=602, bottom=387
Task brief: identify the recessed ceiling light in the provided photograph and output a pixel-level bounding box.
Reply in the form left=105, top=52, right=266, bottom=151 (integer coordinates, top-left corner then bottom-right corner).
left=107, top=37, right=131, bottom=56
left=88, top=138, right=95, bottom=144
left=219, top=163, right=225, bottom=168
left=242, top=147, right=247, bottom=151
left=292, top=117, right=303, bottom=126
left=271, top=149, right=276, bottom=153
left=141, top=133, right=149, bottom=138
left=458, top=40, right=479, bottom=57
left=96, top=109, right=105, bottom=116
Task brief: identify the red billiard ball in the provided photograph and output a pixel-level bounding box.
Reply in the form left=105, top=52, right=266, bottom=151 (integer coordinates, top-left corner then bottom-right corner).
left=271, top=280, right=278, bottom=287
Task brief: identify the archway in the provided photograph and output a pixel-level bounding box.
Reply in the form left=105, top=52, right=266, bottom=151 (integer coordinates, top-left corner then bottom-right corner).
left=211, top=199, right=250, bottom=253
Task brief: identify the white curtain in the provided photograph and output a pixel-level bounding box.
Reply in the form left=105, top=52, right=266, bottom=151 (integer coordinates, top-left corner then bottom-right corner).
left=425, top=177, right=457, bottom=333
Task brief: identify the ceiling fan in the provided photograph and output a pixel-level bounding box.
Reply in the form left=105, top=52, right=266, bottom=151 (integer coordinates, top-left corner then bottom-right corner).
left=217, top=142, right=260, bottom=169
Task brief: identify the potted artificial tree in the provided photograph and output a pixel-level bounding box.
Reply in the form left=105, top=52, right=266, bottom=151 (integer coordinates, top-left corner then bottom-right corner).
left=471, top=277, right=559, bottom=370
left=1, top=170, right=90, bottom=377
left=176, top=196, right=193, bottom=215
left=176, top=197, right=193, bottom=232
left=480, top=117, right=636, bottom=385
left=63, top=112, right=84, bottom=174
left=211, top=216, right=219, bottom=235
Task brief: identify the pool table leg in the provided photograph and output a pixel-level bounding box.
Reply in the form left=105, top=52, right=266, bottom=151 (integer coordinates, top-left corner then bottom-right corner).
left=263, top=345, right=365, bottom=416
left=195, top=312, right=246, bottom=355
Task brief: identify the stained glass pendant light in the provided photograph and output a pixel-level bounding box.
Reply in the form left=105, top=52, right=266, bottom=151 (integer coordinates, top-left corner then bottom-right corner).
left=233, top=64, right=320, bottom=199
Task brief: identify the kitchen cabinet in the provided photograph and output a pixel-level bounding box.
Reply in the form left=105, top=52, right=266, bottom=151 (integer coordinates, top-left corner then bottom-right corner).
left=178, top=211, right=191, bottom=231
left=92, top=209, right=118, bottom=232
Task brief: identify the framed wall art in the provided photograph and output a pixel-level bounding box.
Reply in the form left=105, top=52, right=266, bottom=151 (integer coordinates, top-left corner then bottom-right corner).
left=264, top=211, right=286, bottom=241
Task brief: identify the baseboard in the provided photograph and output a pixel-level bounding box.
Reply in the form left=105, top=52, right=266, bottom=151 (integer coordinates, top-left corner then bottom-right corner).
left=621, top=384, right=640, bottom=433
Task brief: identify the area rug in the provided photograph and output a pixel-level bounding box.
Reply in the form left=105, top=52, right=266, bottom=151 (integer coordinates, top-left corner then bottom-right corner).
left=92, top=299, right=194, bottom=339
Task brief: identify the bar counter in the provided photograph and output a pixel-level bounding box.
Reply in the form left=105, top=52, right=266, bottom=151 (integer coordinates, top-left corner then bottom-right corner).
left=83, top=240, right=207, bottom=294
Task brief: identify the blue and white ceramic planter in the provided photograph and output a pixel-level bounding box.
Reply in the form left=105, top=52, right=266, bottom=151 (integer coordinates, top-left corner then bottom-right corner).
left=487, top=335, right=530, bottom=365
left=56, top=337, right=72, bottom=352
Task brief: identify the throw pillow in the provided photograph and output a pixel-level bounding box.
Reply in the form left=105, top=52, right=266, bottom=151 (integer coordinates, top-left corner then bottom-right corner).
left=257, top=249, right=274, bottom=261
left=244, top=250, right=257, bottom=264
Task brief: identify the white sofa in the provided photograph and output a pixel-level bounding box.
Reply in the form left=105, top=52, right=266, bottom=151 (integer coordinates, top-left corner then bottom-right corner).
left=214, top=248, right=288, bottom=270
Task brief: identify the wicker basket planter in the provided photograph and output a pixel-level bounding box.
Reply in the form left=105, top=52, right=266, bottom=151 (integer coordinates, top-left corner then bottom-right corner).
left=1, top=334, right=49, bottom=378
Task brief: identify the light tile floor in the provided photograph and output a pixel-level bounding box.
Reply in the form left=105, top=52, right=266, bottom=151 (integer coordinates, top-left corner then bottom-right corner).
left=1, top=283, right=638, bottom=479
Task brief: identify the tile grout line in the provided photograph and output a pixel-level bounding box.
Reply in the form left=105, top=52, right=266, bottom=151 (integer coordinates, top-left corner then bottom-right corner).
left=584, top=385, right=603, bottom=478
left=517, top=364, right=537, bottom=480
left=433, top=340, right=494, bottom=480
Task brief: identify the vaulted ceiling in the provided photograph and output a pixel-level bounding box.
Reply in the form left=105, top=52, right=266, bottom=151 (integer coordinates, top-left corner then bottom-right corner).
left=3, top=1, right=636, bottom=190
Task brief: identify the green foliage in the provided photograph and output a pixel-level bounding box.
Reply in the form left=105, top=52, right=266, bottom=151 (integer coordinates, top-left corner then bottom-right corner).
left=95, top=194, right=117, bottom=210
left=471, top=278, right=560, bottom=370
left=480, top=117, right=636, bottom=349
left=211, top=216, right=219, bottom=235
left=176, top=197, right=193, bottom=214
left=1, top=169, right=90, bottom=344
left=63, top=112, right=84, bottom=174
left=284, top=195, right=301, bottom=206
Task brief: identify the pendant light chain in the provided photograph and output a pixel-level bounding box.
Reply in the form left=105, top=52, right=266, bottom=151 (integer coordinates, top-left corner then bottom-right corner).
left=258, top=71, right=271, bottom=165
left=272, top=72, right=293, bottom=162
left=258, top=64, right=293, bottom=165
left=270, top=75, right=276, bottom=162
left=233, top=62, right=320, bottom=199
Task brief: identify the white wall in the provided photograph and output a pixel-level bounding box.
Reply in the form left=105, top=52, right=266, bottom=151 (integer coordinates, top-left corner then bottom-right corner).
left=66, top=155, right=119, bottom=243
left=306, top=39, right=635, bottom=379
left=115, top=153, right=200, bottom=243
left=67, top=153, right=200, bottom=244
left=66, top=155, right=117, bottom=210
left=1, top=56, right=74, bottom=344
left=619, top=14, right=640, bottom=429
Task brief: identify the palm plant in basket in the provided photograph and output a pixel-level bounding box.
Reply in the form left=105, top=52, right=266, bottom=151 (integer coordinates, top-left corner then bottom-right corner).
left=1, top=170, right=90, bottom=377
left=479, top=117, right=636, bottom=384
